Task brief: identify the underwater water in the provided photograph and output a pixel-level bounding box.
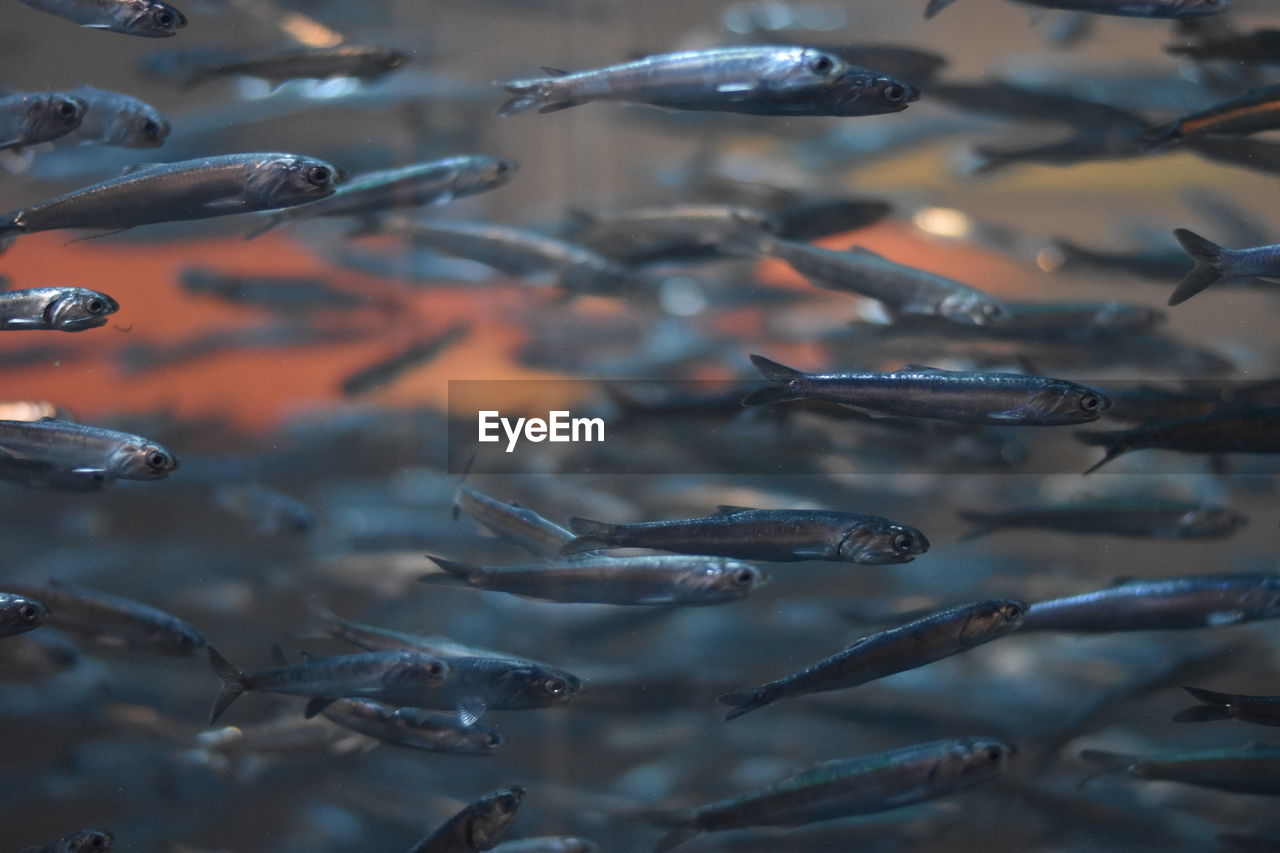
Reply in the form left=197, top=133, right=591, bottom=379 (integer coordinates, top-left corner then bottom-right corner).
left=2, top=0, right=1280, bottom=850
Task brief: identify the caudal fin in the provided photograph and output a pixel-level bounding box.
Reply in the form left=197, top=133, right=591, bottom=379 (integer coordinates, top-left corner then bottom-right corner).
left=496, top=71, right=578, bottom=116
left=207, top=646, right=249, bottom=725
left=1172, top=685, right=1237, bottom=723
left=419, top=555, right=480, bottom=586
left=560, top=516, right=618, bottom=555
left=643, top=809, right=699, bottom=853
left=1075, top=431, right=1131, bottom=474
left=742, top=354, right=805, bottom=407
left=1168, top=229, right=1227, bottom=306
left=924, top=0, right=959, bottom=17
left=243, top=213, right=284, bottom=240
left=717, top=683, right=781, bottom=721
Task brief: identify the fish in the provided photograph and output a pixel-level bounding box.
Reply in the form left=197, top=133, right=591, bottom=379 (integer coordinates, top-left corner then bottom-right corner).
left=206, top=646, right=453, bottom=724
left=1174, top=686, right=1280, bottom=726
left=735, top=234, right=1006, bottom=325
left=1020, top=574, right=1280, bottom=632
left=212, top=484, right=314, bottom=535
left=0, top=91, right=86, bottom=152
left=0, top=591, right=46, bottom=638
left=0, top=287, right=118, bottom=331
left=1081, top=745, right=1280, bottom=795
left=958, top=499, right=1246, bottom=540
left=1046, top=239, right=1191, bottom=280
left=969, top=127, right=1150, bottom=175
left=1167, top=29, right=1280, bottom=65
left=339, top=324, right=471, bottom=397
left=0, top=152, right=344, bottom=242
left=17, top=0, right=185, bottom=36
left=23, top=829, right=114, bottom=853
left=718, top=599, right=1025, bottom=719
left=491, top=840, right=598, bottom=853
left=304, top=600, right=525, bottom=662
left=406, top=787, right=524, bottom=853
left=1077, top=407, right=1280, bottom=472
left=453, top=485, right=575, bottom=560
left=977, top=301, right=1164, bottom=341
left=930, top=81, right=1150, bottom=131
left=1167, top=229, right=1280, bottom=306
left=67, top=86, right=169, bottom=148
left=421, top=554, right=765, bottom=605
left=1144, top=84, right=1280, bottom=147
left=246, top=155, right=517, bottom=238
left=565, top=204, right=781, bottom=265
left=647, top=737, right=1013, bottom=852
left=926, top=0, right=1226, bottom=18
left=181, top=44, right=411, bottom=90
left=320, top=699, right=505, bottom=755
left=562, top=505, right=928, bottom=564
left=5, top=579, right=205, bottom=655
left=178, top=268, right=377, bottom=312
left=0, top=417, right=178, bottom=480
left=497, top=46, right=918, bottom=117
left=745, top=355, right=1109, bottom=426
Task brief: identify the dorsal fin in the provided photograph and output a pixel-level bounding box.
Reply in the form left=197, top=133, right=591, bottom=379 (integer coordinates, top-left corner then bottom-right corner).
left=900, top=364, right=948, bottom=373
left=541, top=66, right=571, bottom=77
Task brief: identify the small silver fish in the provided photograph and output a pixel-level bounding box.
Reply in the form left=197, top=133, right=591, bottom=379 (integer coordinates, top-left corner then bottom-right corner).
left=69, top=86, right=169, bottom=147
left=18, top=0, right=186, bottom=36
left=321, top=699, right=505, bottom=755
left=0, top=418, right=176, bottom=480
left=0, top=287, right=118, bottom=332
left=6, top=579, right=204, bottom=655
left=454, top=484, right=575, bottom=560
left=1168, top=229, right=1280, bottom=306
left=182, top=44, right=410, bottom=90
left=407, top=787, right=524, bottom=853
left=0, top=91, right=86, bottom=151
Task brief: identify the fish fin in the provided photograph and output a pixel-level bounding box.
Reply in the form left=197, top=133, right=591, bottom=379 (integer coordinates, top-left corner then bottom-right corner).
left=561, top=517, right=618, bottom=554
left=207, top=646, right=249, bottom=725
left=924, top=0, right=959, bottom=17
left=1168, top=229, right=1227, bottom=306
left=743, top=354, right=805, bottom=407
left=718, top=683, right=781, bottom=721
left=540, top=66, right=571, bottom=76
left=0, top=148, right=35, bottom=176
left=457, top=699, right=487, bottom=727
left=303, top=697, right=337, bottom=719
left=1183, top=685, right=1236, bottom=704
left=643, top=810, right=699, bottom=853
left=1079, top=749, right=1136, bottom=774
left=1172, top=704, right=1232, bottom=723
left=899, top=363, right=948, bottom=373
left=420, top=554, right=479, bottom=584
left=496, top=78, right=577, bottom=116
left=740, top=385, right=798, bottom=407
left=749, top=353, right=805, bottom=382
left=989, top=406, right=1034, bottom=421
left=243, top=214, right=283, bottom=241
left=714, top=505, right=756, bottom=514
left=1075, top=431, right=1129, bottom=474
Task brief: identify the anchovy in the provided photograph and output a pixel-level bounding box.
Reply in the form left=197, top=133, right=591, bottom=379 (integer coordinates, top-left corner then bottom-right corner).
left=206, top=647, right=452, bottom=724
left=498, top=46, right=918, bottom=117
left=0, top=287, right=118, bottom=332
left=746, top=356, right=1109, bottom=426
left=1167, top=29, right=1280, bottom=65
left=1077, top=407, right=1280, bottom=472
left=421, top=554, right=764, bottom=605
left=26, top=828, right=115, bottom=853
left=0, top=152, right=343, bottom=242
left=1174, top=686, right=1280, bottom=726
left=340, top=324, right=470, bottom=397
left=719, top=600, right=1025, bottom=719
left=18, top=0, right=186, bottom=36
left=1048, top=239, right=1190, bottom=281
left=491, top=840, right=598, bottom=853
left=1081, top=745, right=1280, bottom=795
left=0, top=418, right=177, bottom=479
left=68, top=86, right=169, bottom=147
left=182, top=44, right=410, bottom=89
left=740, top=234, right=1006, bottom=325
left=0, top=91, right=86, bottom=151
left=1021, top=574, right=1280, bottom=632
left=568, top=204, right=780, bottom=265
left=6, top=579, right=205, bottom=654
left=647, top=738, right=1013, bottom=852
left=179, top=268, right=369, bottom=312
left=1167, top=229, right=1280, bottom=305
left=454, top=485, right=574, bottom=560
left=927, top=0, right=1225, bottom=18
left=407, top=787, right=524, bottom=853
left=992, top=301, right=1164, bottom=339
left=1145, top=84, right=1280, bottom=147
left=0, top=590, right=46, bottom=637
left=247, top=155, right=516, bottom=237
left=958, top=500, right=1245, bottom=540
left=562, top=505, right=928, bottom=565
left=320, top=699, right=505, bottom=755
left=970, top=127, right=1149, bottom=175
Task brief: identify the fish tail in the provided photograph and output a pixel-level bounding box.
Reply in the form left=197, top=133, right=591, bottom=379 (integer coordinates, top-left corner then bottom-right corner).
left=561, top=516, right=618, bottom=554
left=1079, top=749, right=1137, bottom=775
left=1075, top=431, right=1130, bottom=474
left=643, top=810, right=699, bottom=853
left=207, top=646, right=249, bottom=725
left=419, top=555, right=479, bottom=585
left=742, top=354, right=805, bottom=407
left=243, top=213, right=283, bottom=240
left=924, top=0, right=959, bottom=17
left=1172, top=685, right=1236, bottom=723
left=496, top=76, right=577, bottom=116
left=717, top=683, right=781, bottom=721
left=1168, top=229, right=1227, bottom=306
left=956, top=510, right=996, bottom=541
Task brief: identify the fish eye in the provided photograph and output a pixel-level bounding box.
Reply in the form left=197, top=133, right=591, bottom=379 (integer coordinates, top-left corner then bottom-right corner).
left=734, top=569, right=754, bottom=585
left=1080, top=394, right=1100, bottom=412
left=892, top=532, right=915, bottom=554
left=155, top=10, right=173, bottom=26
left=57, top=100, right=77, bottom=118
left=494, top=161, right=510, bottom=175
left=85, top=298, right=105, bottom=314
left=143, top=119, right=160, bottom=138
left=883, top=83, right=906, bottom=103
left=17, top=603, right=39, bottom=622
left=809, top=54, right=835, bottom=75
left=147, top=450, right=170, bottom=470
left=985, top=745, right=1004, bottom=762
left=1001, top=603, right=1022, bottom=620
left=306, top=166, right=331, bottom=185
left=543, top=678, right=566, bottom=695
left=427, top=661, right=445, bottom=677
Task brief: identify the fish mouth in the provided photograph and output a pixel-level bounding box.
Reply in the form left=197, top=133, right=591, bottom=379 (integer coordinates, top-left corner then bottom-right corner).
left=58, top=316, right=110, bottom=332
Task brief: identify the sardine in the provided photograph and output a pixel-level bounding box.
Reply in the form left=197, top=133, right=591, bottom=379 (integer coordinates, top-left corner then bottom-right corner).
left=0, top=287, right=117, bottom=331
left=927, top=0, right=1225, bottom=18
left=320, top=699, right=505, bottom=755
left=26, top=829, right=114, bottom=853
left=1081, top=745, right=1280, bottom=795
left=0, top=152, right=343, bottom=242
left=406, top=787, right=524, bottom=853
left=562, top=505, right=928, bottom=564
left=958, top=499, right=1245, bottom=540
left=182, top=44, right=410, bottom=90
left=0, top=590, right=46, bottom=638
left=498, top=46, right=918, bottom=117
left=18, top=0, right=186, bottom=36
left=206, top=646, right=453, bottom=724
left=647, top=737, right=1013, bottom=852
left=421, top=554, right=764, bottom=605
left=1174, top=686, right=1280, bottom=726
left=1047, top=239, right=1190, bottom=280
left=68, top=86, right=169, bottom=147
left=1077, top=407, right=1280, bottom=472
left=1021, top=574, right=1280, bottom=632
left=247, top=155, right=516, bottom=237
left=340, top=324, right=470, bottom=397
left=0, top=418, right=178, bottom=479
left=566, top=204, right=780, bottom=265
left=1167, top=229, right=1280, bottom=305
left=454, top=485, right=575, bottom=560
left=0, top=91, right=86, bottom=152
left=746, top=355, right=1109, bottom=425
left=1145, top=83, right=1280, bottom=146
left=719, top=600, right=1025, bottom=719
left=6, top=579, right=205, bottom=654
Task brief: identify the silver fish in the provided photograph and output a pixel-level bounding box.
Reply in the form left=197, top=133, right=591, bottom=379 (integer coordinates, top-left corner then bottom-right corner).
left=0, top=152, right=343, bottom=242
left=407, top=787, right=524, bottom=853
left=26, top=829, right=114, bottom=853
left=454, top=484, right=575, bottom=560
left=0, top=590, right=46, bottom=638
left=182, top=44, right=410, bottom=90
left=0, top=91, right=86, bottom=151
left=1168, top=229, right=1280, bottom=306
left=320, top=699, right=505, bottom=755
left=0, top=418, right=177, bottom=479
left=1173, top=686, right=1280, bottom=727
left=18, top=0, right=186, bottom=36
left=498, top=46, right=918, bottom=116
left=1022, top=574, right=1280, bottom=632
left=69, top=86, right=169, bottom=147
left=0, top=287, right=118, bottom=332
left=1081, top=744, right=1280, bottom=795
